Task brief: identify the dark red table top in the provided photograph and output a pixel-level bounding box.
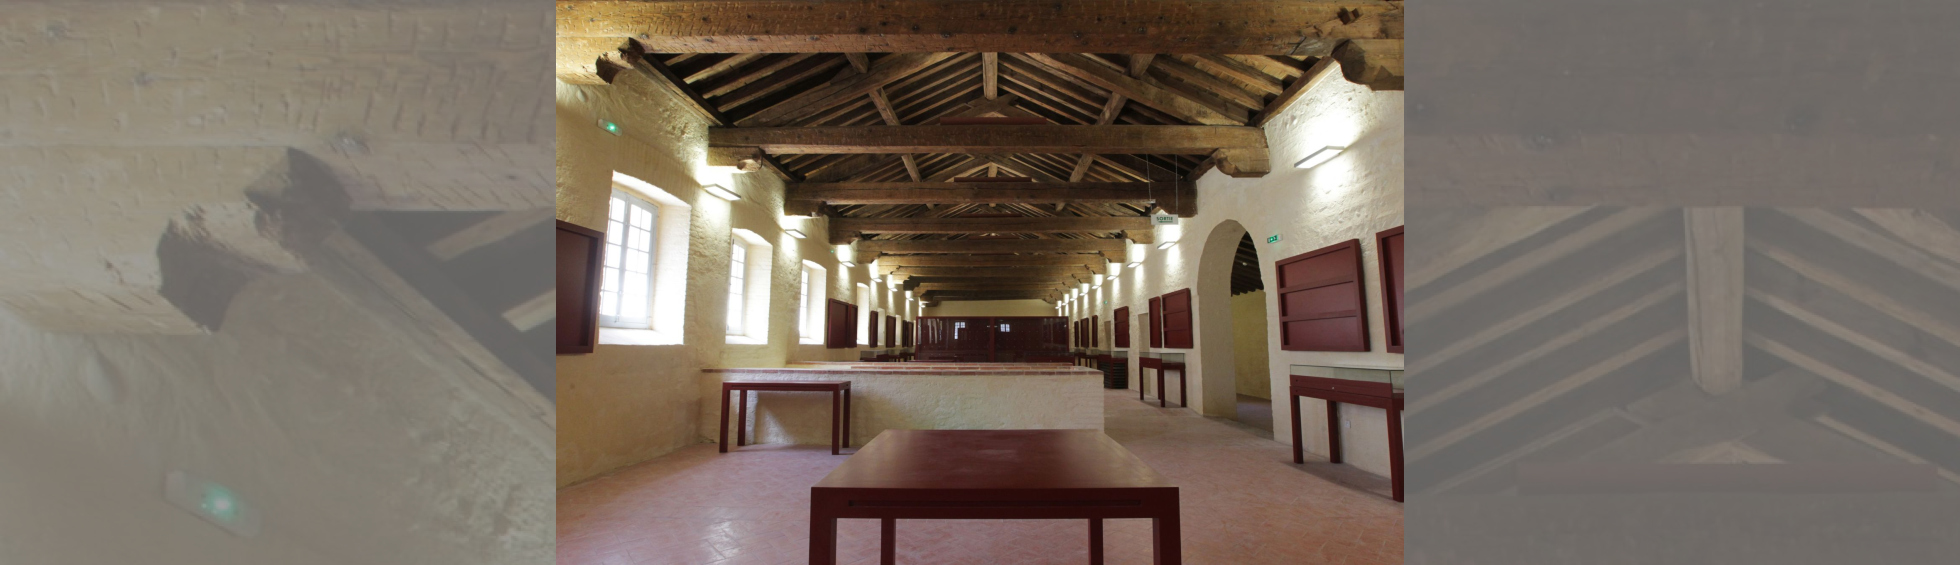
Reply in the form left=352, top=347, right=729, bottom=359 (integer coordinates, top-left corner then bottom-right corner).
left=723, top=380, right=850, bottom=390
left=815, top=430, right=1173, bottom=491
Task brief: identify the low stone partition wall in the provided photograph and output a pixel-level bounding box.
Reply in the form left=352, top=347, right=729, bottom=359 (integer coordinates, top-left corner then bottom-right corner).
left=699, top=365, right=1103, bottom=449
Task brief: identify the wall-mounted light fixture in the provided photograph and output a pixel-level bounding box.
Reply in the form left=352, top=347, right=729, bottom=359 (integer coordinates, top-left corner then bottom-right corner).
left=702, top=183, right=741, bottom=201
left=840, top=260, right=857, bottom=268
left=1156, top=241, right=1176, bottom=250
left=1294, top=145, right=1346, bottom=169
left=784, top=228, right=806, bottom=239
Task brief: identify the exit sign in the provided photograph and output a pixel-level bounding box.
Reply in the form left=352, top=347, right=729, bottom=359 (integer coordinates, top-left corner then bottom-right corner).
left=1267, top=234, right=1282, bottom=244
left=1151, top=215, right=1179, bottom=226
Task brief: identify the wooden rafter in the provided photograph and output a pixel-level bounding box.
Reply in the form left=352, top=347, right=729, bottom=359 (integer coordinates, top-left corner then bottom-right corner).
left=1021, top=53, right=1245, bottom=125
left=791, top=181, right=1189, bottom=207
left=560, top=0, right=1405, bottom=54
left=709, top=125, right=1266, bottom=155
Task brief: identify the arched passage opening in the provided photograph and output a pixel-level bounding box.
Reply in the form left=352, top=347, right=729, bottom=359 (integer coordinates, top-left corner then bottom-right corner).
left=1194, top=220, right=1270, bottom=425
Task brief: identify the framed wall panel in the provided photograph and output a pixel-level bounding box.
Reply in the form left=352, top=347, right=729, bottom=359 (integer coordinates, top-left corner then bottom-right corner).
left=1148, top=296, right=1163, bottom=348
left=1113, top=307, right=1131, bottom=347
left=869, top=311, right=881, bottom=347
left=1377, top=226, right=1405, bottom=354
left=1161, top=288, right=1193, bottom=348
left=556, top=220, right=604, bottom=354
left=1091, top=315, right=1099, bottom=347
left=885, top=315, right=898, bottom=348
left=1274, top=239, right=1369, bottom=352
left=902, top=321, right=914, bottom=347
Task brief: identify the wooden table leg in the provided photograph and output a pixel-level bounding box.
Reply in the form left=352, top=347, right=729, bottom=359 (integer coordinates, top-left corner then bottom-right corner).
left=1290, top=394, right=1304, bottom=464
left=1388, top=400, right=1404, bottom=502
left=809, top=513, right=837, bottom=565
left=737, top=389, right=749, bottom=447
left=842, top=385, right=852, bottom=449
left=719, top=386, right=731, bottom=453
left=1326, top=399, right=1343, bottom=465
left=1152, top=510, right=1182, bottom=565
left=831, top=390, right=842, bottom=455
left=1089, top=518, right=1105, bottom=565
left=880, top=518, right=896, bottom=565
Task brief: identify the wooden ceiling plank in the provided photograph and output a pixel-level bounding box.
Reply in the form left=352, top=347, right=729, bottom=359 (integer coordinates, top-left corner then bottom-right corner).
left=682, top=53, right=765, bottom=83
left=716, top=55, right=848, bottom=112
left=1189, top=54, right=1286, bottom=95
left=699, top=53, right=816, bottom=98
left=606, top=46, right=728, bottom=126
left=1151, top=56, right=1267, bottom=110
left=738, top=52, right=959, bottom=126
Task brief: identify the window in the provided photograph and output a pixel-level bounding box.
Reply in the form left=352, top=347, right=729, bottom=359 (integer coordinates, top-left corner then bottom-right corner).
left=799, top=266, right=811, bottom=338
left=727, top=243, right=746, bottom=334
left=601, top=191, right=658, bottom=328
left=799, top=261, right=827, bottom=344
left=999, top=323, right=1011, bottom=332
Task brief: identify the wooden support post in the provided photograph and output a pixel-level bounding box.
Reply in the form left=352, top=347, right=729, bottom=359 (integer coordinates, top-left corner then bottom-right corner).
left=1685, top=207, right=1744, bottom=396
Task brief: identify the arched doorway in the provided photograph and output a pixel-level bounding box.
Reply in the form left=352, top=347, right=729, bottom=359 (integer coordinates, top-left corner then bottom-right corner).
left=1195, top=221, right=1270, bottom=425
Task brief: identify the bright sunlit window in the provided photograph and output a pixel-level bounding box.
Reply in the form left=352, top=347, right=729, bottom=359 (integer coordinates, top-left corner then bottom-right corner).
left=727, top=243, right=747, bottom=335
left=601, top=191, right=657, bottom=328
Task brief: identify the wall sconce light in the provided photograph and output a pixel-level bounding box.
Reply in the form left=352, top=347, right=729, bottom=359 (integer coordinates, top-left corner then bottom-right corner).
left=702, top=183, right=741, bottom=201
left=841, top=260, right=857, bottom=268
left=784, top=228, right=806, bottom=239
left=1156, top=241, right=1176, bottom=250
left=1294, top=146, right=1346, bottom=169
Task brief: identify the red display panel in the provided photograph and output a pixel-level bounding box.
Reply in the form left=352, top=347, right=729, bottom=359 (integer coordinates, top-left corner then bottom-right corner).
left=868, top=311, right=880, bottom=347
left=1161, top=289, right=1193, bottom=348
left=902, top=321, right=914, bottom=347
left=885, top=315, right=898, bottom=348
left=916, top=316, right=1067, bottom=361
left=1377, top=226, right=1405, bottom=354
left=1274, top=239, right=1369, bottom=352
left=825, top=299, right=858, bottom=348
left=556, top=221, right=604, bottom=354
left=1148, top=296, right=1163, bottom=348
left=1113, top=307, right=1131, bottom=347
left=1091, top=315, right=1099, bottom=347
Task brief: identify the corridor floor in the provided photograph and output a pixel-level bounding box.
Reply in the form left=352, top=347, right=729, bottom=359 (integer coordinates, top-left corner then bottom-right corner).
left=557, top=389, right=1403, bottom=564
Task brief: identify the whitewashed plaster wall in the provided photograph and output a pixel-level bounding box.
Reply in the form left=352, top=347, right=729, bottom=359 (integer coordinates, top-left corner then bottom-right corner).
left=555, top=74, right=904, bottom=486
left=1090, top=65, right=1405, bottom=478
left=0, top=273, right=553, bottom=565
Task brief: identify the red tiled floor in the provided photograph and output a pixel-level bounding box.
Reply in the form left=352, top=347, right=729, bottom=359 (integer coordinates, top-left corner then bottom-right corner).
left=559, top=389, right=1403, bottom=564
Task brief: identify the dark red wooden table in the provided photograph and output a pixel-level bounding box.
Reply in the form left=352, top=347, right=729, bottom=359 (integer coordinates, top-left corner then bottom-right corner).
left=719, top=380, right=851, bottom=455
left=1138, top=357, right=1187, bottom=408
left=809, top=429, right=1180, bottom=565
left=1289, top=374, right=1404, bottom=501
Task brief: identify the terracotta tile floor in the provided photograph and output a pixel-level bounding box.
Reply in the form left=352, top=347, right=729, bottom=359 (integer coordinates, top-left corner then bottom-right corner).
left=558, top=389, right=1403, bottom=565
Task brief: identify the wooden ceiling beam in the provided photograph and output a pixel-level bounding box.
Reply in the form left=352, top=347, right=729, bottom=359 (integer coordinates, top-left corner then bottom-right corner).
left=1251, top=56, right=1339, bottom=126
left=1128, top=54, right=1157, bottom=78
left=1188, top=54, right=1286, bottom=96
left=1022, top=53, right=1244, bottom=125
left=916, top=282, right=1068, bottom=292
left=1331, top=39, right=1405, bottom=91
left=864, top=238, right=1125, bottom=254
left=983, top=52, right=1000, bottom=99
left=845, top=52, right=871, bottom=73
left=791, top=182, right=1190, bottom=207
left=896, top=266, right=1092, bottom=277
left=605, top=45, right=728, bottom=125
left=711, top=125, right=1266, bottom=155
left=560, top=0, right=1404, bottom=54
left=834, top=217, right=1152, bottom=243
left=738, top=52, right=958, bottom=126
left=876, top=254, right=1109, bottom=270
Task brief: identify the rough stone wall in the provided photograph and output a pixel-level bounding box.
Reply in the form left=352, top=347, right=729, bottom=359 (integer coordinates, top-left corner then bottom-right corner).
left=0, top=272, right=553, bottom=565
left=555, top=72, right=894, bottom=486
left=922, top=299, right=1060, bottom=317
left=1092, top=64, right=1405, bottom=477
left=1232, top=290, right=1273, bottom=399
left=696, top=369, right=1104, bottom=448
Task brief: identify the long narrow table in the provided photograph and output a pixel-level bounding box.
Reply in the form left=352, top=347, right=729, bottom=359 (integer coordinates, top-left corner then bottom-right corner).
left=719, top=380, right=851, bottom=455
left=1289, top=374, right=1404, bottom=501
left=1139, top=356, right=1187, bottom=408
left=809, top=429, right=1180, bottom=565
